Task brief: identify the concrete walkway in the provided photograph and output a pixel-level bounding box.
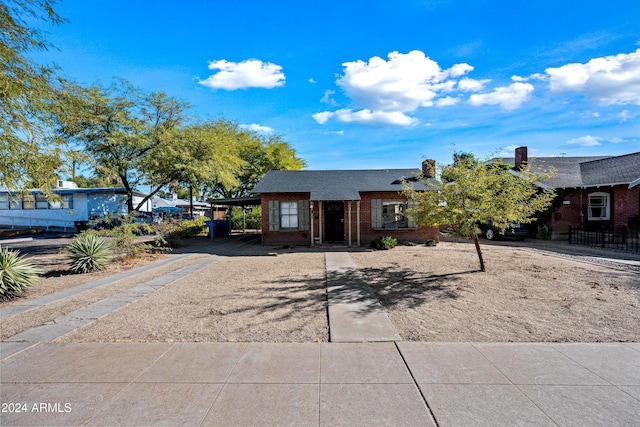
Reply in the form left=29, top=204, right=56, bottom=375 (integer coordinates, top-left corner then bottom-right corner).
left=325, top=252, right=401, bottom=342
left=2, top=341, right=639, bottom=426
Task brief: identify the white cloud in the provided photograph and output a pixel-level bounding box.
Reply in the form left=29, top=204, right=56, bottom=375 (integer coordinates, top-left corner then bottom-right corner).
left=321, top=90, right=337, bottom=106
left=337, top=50, right=473, bottom=113
left=311, top=111, right=334, bottom=125
left=545, top=49, right=640, bottom=105
left=324, top=130, right=345, bottom=135
left=511, top=73, right=547, bottom=82
left=240, top=123, right=274, bottom=134
left=619, top=110, right=632, bottom=122
left=468, top=82, right=534, bottom=110
left=567, top=135, right=602, bottom=147
left=457, top=77, right=490, bottom=92
left=313, top=109, right=418, bottom=126
left=308, top=78, right=316, bottom=83
left=198, top=59, right=285, bottom=90
left=435, top=96, right=459, bottom=107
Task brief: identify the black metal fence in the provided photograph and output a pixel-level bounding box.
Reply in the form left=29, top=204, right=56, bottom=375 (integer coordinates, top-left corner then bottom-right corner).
left=569, top=226, right=640, bottom=253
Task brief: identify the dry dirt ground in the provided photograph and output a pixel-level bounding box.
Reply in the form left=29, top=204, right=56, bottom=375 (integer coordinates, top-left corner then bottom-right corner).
left=2, top=236, right=639, bottom=343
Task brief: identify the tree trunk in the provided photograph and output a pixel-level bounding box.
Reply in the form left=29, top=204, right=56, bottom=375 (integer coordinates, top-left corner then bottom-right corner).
left=121, top=176, right=134, bottom=212
left=189, top=185, right=194, bottom=217
left=472, top=231, right=486, bottom=272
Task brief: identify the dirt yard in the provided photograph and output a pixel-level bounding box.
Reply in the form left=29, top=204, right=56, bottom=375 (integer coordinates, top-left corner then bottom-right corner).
left=352, top=242, right=640, bottom=342
left=2, top=237, right=639, bottom=343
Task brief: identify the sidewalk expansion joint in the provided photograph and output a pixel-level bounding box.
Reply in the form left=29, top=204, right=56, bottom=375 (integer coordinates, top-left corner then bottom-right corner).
left=394, top=341, right=441, bottom=427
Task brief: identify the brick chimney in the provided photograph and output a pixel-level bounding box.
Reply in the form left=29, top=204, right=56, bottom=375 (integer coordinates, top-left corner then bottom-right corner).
left=514, top=146, right=528, bottom=170
left=422, top=159, right=436, bottom=178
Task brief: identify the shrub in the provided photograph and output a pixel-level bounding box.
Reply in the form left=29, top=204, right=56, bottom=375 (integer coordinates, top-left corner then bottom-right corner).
left=66, top=234, right=112, bottom=273
left=159, top=217, right=207, bottom=247
left=370, top=236, right=398, bottom=250
left=87, top=214, right=156, bottom=256
left=425, top=239, right=438, bottom=247
left=230, top=206, right=262, bottom=230
left=0, top=247, right=41, bottom=300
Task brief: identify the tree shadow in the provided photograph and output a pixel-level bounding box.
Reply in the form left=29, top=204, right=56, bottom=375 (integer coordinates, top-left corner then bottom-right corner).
left=356, top=266, right=479, bottom=310
left=199, top=275, right=328, bottom=323
left=200, top=263, right=480, bottom=323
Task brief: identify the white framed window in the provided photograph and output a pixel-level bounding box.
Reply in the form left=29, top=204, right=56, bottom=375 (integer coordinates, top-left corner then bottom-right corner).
left=0, top=194, right=8, bottom=210
left=588, top=192, right=610, bottom=220
left=280, top=201, right=298, bottom=228
left=268, top=200, right=309, bottom=231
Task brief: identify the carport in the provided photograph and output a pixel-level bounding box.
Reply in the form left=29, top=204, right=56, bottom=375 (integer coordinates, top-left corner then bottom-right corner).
left=207, top=196, right=262, bottom=237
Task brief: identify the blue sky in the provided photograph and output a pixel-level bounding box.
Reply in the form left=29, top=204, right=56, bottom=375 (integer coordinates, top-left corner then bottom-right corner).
left=33, top=0, right=640, bottom=170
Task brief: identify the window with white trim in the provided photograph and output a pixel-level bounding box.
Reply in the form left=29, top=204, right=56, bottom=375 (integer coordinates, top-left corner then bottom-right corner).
left=0, top=194, right=8, bottom=210
left=280, top=201, right=299, bottom=228
left=588, top=192, right=610, bottom=220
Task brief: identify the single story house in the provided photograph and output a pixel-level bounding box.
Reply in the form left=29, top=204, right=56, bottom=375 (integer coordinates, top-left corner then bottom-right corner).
left=0, top=181, right=149, bottom=232
left=252, top=162, right=440, bottom=246
left=503, top=147, right=640, bottom=238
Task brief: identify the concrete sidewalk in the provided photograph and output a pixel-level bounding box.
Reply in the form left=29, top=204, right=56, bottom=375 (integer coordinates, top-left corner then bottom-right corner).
left=2, top=341, right=639, bottom=426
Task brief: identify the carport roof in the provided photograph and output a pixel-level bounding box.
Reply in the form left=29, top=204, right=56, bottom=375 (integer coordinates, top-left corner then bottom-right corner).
left=252, top=169, right=435, bottom=201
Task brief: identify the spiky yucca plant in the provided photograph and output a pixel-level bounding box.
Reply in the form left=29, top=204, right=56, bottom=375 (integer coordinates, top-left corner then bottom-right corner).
left=66, top=234, right=112, bottom=273
left=0, top=246, right=41, bottom=299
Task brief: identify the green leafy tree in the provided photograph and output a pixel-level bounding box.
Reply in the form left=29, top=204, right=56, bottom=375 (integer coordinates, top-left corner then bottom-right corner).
left=55, top=79, right=189, bottom=211
left=405, top=153, right=555, bottom=271
left=211, top=126, right=306, bottom=199
left=145, top=119, right=244, bottom=215
left=1, top=0, right=67, bottom=192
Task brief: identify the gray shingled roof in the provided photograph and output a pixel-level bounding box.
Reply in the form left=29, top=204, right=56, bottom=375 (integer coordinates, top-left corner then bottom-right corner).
left=253, top=169, right=433, bottom=200
left=500, top=153, right=640, bottom=188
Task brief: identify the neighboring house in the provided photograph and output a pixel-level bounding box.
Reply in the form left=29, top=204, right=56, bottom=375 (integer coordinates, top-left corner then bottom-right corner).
left=0, top=181, right=148, bottom=231
left=252, top=162, right=439, bottom=246
left=152, top=195, right=224, bottom=219
left=503, top=147, right=640, bottom=238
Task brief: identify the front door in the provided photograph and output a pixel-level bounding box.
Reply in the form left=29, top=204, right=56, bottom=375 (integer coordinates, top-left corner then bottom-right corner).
left=324, top=201, right=344, bottom=242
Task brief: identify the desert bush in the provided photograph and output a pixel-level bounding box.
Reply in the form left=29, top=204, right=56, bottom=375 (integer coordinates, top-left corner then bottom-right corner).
left=0, top=247, right=41, bottom=300
left=66, top=234, right=112, bottom=273
left=87, top=214, right=156, bottom=256
left=159, top=217, right=207, bottom=247
left=370, top=236, right=398, bottom=250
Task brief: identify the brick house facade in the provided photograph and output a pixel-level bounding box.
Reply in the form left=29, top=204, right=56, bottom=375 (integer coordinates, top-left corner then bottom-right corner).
left=504, top=147, right=640, bottom=239
left=254, top=165, right=439, bottom=247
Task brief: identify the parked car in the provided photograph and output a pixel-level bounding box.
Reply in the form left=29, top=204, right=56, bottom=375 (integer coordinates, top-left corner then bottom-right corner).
left=478, top=220, right=528, bottom=241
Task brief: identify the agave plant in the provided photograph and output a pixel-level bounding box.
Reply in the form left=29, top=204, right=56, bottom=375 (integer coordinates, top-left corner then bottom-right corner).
left=66, top=234, right=112, bottom=273
left=0, top=246, right=41, bottom=299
